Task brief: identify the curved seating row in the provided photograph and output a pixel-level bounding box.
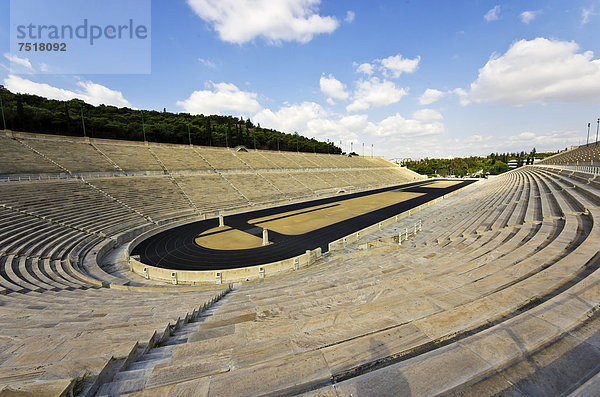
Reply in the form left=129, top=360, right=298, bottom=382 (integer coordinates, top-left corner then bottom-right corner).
left=1, top=132, right=405, bottom=177
left=109, top=166, right=600, bottom=396
left=540, top=143, right=600, bottom=166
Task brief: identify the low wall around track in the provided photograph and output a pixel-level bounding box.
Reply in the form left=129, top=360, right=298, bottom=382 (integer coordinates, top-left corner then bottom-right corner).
left=126, top=178, right=479, bottom=285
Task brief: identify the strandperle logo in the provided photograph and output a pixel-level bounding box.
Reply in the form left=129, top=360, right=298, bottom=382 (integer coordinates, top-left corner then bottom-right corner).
left=15, top=19, right=149, bottom=46
left=9, top=0, right=151, bottom=74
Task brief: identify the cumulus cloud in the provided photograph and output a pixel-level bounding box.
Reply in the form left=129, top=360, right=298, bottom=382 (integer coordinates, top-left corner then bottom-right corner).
left=254, top=101, right=327, bottom=135
left=4, top=53, right=33, bottom=72
left=452, top=88, right=471, bottom=106
left=418, top=88, right=446, bottom=105
left=365, top=109, right=444, bottom=138
left=253, top=100, right=447, bottom=159
left=177, top=82, right=261, bottom=115
left=354, top=54, right=420, bottom=79
left=484, top=5, right=500, bottom=22
left=379, top=54, right=420, bottom=78
left=186, top=0, right=339, bottom=44
left=319, top=74, right=349, bottom=101
left=505, top=130, right=580, bottom=151
left=355, top=62, right=374, bottom=75
left=346, top=77, right=407, bottom=112
left=254, top=102, right=365, bottom=144
left=520, top=10, right=539, bottom=24
left=4, top=75, right=132, bottom=107
left=468, top=37, right=600, bottom=105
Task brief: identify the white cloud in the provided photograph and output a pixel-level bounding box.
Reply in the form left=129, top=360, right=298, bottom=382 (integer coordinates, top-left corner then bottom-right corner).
left=582, top=7, right=594, bottom=25
left=198, top=58, right=216, bottom=68
left=307, top=114, right=366, bottom=142
left=75, top=81, right=132, bottom=107
left=452, top=88, right=471, bottom=106
left=468, top=37, right=600, bottom=105
left=254, top=101, right=327, bottom=135
left=520, top=10, right=539, bottom=24
left=3, top=53, right=33, bottom=72
left=364, top=109, right=444, bottom=138
left=484, top=5, right=500, bottom=22
left=254, top=101, right=369, bottom=144
left=319, top=74, right=349, bottom=101
left=505, top=130, right=580, bottom=151
left=379, top=54, right=420, bottom=78
left=419, top=88, right=446, bottom=105
left=413, top=108, right=443, bottom=121
left=346, top=77, right=407, bottom=112
left=3, top=75, right=131, bottom=107
left=345, top=10, right=355, bottom=23
left=177, top=82, right=262, bottom=115
left=186, top=0, right=339, bottom=44
left=355, top=62, right=374, bottom=75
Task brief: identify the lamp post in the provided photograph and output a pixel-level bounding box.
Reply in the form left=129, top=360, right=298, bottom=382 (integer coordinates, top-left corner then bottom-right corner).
left=0, top=91, right=6, bottom=131
left=351, top=142, right=353, bottom=154
left=141, top=111, right=146, bottom=142
left=79, top=104, right=86, bottom=138
left=587, top=122, right=590, bottom=146
left=362, top=142, right=364, bottom=156
left=186, top=117, right=192, bottom=145
left=371, top=144, right=373, bottom=157
left=597, top=118, right=599, bottom=145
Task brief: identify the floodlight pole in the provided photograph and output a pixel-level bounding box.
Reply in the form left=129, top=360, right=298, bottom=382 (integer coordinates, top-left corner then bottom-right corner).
left=587, top=123, right=591, bottom=146
left=80, top=104, right=86, bottom=138
left=351, top=142, right=353, bottom=153
left=362, top=142, right=364, bottom=156
left=0, top=92, right=6, bottom=131
left=371, top=144, right=373, bottom=157
left=187, top=117, right=192, bottom=145
left=597, top=118, right=599, bottom=145
left=141, top=111, right=146, bottom=142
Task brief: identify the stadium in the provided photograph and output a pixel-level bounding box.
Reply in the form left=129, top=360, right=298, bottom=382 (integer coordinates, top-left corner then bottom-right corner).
left=0, top=128, right=599, bottom=397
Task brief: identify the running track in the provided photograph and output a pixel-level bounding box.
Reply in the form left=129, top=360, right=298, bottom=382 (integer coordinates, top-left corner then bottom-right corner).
left=131, top=179, right=476, bottom=270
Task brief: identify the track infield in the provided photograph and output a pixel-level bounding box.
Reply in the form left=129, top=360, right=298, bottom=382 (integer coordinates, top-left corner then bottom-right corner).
left=132, top=179, right=476, bottom=270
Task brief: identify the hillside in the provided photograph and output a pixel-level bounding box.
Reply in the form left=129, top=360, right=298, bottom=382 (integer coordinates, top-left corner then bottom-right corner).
left=0, top=87, right=341, bottom=154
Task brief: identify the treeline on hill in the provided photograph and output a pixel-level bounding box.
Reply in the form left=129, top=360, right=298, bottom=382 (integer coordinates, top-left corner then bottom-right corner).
left=404, top=149, right=558, bottom=177
left=0, top=88, right=341, bottom=154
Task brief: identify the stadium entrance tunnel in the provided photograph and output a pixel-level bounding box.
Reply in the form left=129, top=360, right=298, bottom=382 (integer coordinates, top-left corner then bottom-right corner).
left=129, top=179, right=476, bottom=283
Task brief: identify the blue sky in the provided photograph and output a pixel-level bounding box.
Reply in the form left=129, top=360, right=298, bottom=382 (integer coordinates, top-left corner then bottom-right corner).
left=2, top=0, right=600, bottom=159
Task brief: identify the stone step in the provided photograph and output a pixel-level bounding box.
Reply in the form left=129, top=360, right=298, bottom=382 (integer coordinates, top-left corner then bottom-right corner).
left=127, top=357, right=171, bottom=371
left=95, top=377, right=148, bottom=397
left=113, top=368, right=153, bottom=382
